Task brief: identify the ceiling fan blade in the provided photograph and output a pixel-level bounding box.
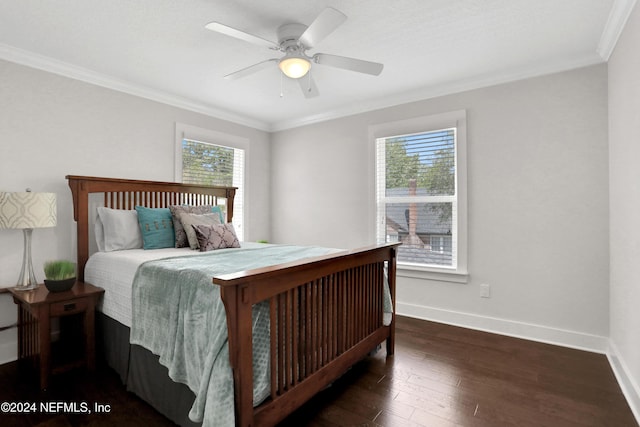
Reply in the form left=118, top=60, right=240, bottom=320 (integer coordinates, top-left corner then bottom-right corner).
left=299, top=7, right=347, bottom=49
left=205, top=22, right=279, bottom=50
left=298, top=74, right=319, bottom=98
left=313, top=53, right=384, bottom=76
left=224, top=59, right=278, bottom=80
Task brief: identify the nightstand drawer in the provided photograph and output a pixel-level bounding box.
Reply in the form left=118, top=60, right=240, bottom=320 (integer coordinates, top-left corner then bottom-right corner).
left=50, top=298, right=88, bottom=316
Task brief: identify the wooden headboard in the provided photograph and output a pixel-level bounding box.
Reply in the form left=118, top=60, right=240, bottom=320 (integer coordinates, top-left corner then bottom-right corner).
left=66, top=175, right=236, bottom=281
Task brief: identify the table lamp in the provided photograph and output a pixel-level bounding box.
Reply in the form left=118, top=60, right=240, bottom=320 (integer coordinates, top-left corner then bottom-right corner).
left=0, top=190, right=57, bottom=290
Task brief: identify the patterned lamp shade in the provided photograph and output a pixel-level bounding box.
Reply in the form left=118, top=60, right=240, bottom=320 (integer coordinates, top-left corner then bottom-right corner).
left=0, top=191, right=57, bottom=290
left=0, top=192, right=57, bottom=229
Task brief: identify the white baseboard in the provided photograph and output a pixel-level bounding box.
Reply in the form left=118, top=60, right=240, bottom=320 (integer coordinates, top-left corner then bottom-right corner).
left=397, top=302, right=609, bottom=353
left=607, top=341, right=640, bottom=425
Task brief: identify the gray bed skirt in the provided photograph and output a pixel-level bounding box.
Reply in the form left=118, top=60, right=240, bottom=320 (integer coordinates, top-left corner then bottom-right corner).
left=96, top=312, right=202, bottom=427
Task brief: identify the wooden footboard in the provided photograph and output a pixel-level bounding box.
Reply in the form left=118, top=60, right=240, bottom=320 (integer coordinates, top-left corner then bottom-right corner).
left=215, top=243, right=398, bottom=427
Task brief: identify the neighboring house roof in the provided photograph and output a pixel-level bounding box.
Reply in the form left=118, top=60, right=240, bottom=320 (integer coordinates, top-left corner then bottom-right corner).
left=397, top=245, right=453, bottom=266
left=384, top=188, right=452, bottom=235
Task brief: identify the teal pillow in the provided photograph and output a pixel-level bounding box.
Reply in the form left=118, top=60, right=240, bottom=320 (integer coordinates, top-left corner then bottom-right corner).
left=135, top=206, right=175, bottom=249
left=211, top=205, right=225, bottom=223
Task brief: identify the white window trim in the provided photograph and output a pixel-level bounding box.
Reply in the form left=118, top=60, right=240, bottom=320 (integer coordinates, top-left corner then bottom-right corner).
left=369, top=110, right=468, bottom=282
left=174, top=122, right=250, bottom=241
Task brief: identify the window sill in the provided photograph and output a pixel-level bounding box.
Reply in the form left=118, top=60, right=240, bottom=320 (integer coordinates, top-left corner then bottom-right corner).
left=397, top=264, right=468, bottom=283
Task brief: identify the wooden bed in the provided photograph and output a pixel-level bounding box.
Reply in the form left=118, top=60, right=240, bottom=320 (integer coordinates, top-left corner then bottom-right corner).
left=67, top=175, right=399, bottom=427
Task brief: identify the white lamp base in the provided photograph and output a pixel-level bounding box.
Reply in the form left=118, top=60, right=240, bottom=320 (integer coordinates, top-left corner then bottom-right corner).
left=14, top=228, right=39, bottom=291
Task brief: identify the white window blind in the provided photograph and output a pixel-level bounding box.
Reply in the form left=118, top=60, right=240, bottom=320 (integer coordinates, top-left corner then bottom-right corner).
left=181, top=139, right=244, bottom=241
left=376, top=128, right=458, bottom=268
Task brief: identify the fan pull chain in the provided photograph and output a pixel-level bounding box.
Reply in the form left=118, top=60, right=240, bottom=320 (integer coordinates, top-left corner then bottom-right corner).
left=307, top=69, right=312, bottom=93
left=280, top=72, right=284, bottom=98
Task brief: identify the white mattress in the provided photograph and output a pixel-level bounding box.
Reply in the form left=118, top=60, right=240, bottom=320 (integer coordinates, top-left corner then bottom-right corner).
left=85, top=248, right=193, bottom=327
left=85, top=242, right=266, bottom=327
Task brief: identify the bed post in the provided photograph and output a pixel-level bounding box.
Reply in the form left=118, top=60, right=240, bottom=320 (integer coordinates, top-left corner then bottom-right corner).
left=67, top=177, right=89, bottom=282
left=225, top=188, right=235, bottom=223
left=219, top=284, right=254, bottom=427
left=386, top=246, right=397, bottom=356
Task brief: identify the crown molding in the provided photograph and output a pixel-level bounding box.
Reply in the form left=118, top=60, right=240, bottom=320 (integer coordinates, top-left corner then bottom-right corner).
left=270, top=53, right=605, bottom=132
left=597, top=0, right=638, bottom=60
left=0, top=39, right=611, bottom=134
left=0, top=43, right=270, bottom=132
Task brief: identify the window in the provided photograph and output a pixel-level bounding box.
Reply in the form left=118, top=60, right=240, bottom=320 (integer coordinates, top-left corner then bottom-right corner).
left=430, top=235, right=450, bottom=254
left=175, top=124, right=247, bottom=241
left=372, top=111, right=467, bottom=278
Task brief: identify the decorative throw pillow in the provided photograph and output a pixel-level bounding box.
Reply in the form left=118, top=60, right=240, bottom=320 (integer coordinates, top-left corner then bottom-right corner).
left=169, top=205, right=211, bottom=247
left=135, top=206, right=175, bottom=249
left=96, top=207, right=143, bottom=251
left=169, top=205, right=226, bottom=247
left=179, top=212, right=222, bottom=249
left=192, top=223, right=241, bottom=252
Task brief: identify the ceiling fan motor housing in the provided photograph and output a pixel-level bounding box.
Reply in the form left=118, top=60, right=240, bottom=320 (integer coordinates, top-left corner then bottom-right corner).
left=277, top=23, right=308, bottom=50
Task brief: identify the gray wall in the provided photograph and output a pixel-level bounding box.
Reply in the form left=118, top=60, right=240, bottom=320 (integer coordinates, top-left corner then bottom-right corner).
left=0, top=59, right=272, bottom=362
left=271, top=64, right=610, bottom=350
left=608, top=1, right=640, bottom=417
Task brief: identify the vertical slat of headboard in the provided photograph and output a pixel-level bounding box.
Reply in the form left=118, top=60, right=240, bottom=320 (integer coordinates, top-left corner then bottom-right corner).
left=101, top=190, right=225, bottom=209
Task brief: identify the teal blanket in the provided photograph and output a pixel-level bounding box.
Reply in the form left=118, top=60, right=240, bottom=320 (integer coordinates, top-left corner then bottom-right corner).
left=129, top=244, right=338, bottom=427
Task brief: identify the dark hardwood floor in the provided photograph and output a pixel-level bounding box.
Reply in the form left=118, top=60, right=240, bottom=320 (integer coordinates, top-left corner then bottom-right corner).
left=0, top=316, right=636, bottom=427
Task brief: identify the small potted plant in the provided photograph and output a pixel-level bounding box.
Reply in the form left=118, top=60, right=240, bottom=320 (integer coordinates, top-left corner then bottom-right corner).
left=43, top=260, right=76, bottom=292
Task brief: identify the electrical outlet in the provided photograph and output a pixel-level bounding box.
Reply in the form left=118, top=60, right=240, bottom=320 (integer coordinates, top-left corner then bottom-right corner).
left=480, top=284, right=491, bottom=298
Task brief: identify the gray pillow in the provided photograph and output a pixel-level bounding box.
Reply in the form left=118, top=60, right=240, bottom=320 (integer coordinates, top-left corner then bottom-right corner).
left=179, top=212, right=222, bottom=249
left=169, top=205, right=212, bottom=248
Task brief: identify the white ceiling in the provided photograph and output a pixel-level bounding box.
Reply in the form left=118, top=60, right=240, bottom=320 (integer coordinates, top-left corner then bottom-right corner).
left=0, top=0, right=634, bottom=131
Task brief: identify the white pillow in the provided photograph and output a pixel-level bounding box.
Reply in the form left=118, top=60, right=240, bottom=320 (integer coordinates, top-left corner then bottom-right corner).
left=94, top=214, right=105, bottom=252
left=96, top=207, right=143, bottom=251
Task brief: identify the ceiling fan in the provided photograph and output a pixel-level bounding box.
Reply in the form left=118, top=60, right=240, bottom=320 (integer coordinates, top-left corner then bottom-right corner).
left=205, top=7, right=384, bottom=98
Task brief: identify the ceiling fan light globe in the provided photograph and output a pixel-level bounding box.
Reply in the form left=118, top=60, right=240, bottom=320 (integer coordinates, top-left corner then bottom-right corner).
left=278, top=57, right=311, bottom=79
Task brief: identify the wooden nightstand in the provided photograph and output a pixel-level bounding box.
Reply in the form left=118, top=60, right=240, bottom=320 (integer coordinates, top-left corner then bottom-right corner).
left=9, top=282, right=104, bottom=390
